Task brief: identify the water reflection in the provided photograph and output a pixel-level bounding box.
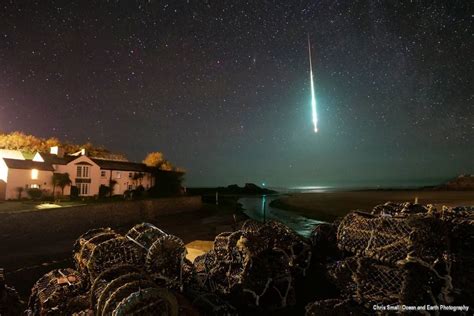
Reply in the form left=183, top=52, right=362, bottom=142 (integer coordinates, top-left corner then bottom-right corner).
left=239, top=195, right=324, bottom=238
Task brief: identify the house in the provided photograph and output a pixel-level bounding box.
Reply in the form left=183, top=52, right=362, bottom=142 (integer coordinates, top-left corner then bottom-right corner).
left=0, top=149, right=27, bottom=160
left=0, top=146, right=157, bottom=200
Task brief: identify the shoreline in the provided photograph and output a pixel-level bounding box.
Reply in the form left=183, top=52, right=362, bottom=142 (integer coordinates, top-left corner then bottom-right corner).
left=270, top=189, right=474, bottom=222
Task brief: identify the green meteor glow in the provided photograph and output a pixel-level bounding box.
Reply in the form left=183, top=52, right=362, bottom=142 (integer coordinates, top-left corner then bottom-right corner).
left=308, top=36, right=318, bottom=133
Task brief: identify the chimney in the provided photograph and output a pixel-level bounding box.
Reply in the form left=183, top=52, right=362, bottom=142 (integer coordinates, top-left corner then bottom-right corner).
left=50, top=146, right=65, bottom=158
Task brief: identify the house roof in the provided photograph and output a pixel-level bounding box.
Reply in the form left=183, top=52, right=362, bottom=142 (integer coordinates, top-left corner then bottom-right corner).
left=0, top=149, right=27, bottom=160
left=2, top=158, right=55, bottom=171
left=38, top=153, right=76, bottom=165
left=91, top=158, right=150, bottom=172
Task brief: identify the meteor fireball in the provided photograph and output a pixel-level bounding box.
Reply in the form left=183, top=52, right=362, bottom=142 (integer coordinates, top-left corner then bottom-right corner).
left=308, top=36, right=318, bottom=133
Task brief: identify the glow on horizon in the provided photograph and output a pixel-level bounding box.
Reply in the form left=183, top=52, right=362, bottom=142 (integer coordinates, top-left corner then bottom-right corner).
left=308, top=36, right=318, bottom=133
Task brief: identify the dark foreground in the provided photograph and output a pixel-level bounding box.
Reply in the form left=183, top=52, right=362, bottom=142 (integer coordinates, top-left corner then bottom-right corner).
left=1, top=200, right=473, bottom=315
left=0, top=200, right=244, bottom=302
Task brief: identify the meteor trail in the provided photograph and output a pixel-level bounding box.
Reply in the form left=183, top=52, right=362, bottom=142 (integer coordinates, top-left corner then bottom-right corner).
left=308, top=35, right=318, bottom=133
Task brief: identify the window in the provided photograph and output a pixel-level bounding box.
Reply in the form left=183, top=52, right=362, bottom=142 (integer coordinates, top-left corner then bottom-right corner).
left=31, top=169, right=39, bottom=180
left=30, top=184, right=39, bottom=189
left=77, top=165, right=90, bottom=178
left=78, top=183, right=89, bottom=195
left=101, top=170, right=106, bottom=177
left=116, top=172, right=121, bottom=179
left=129, top=172, right=133, bottom=178
left=128, top=184, right=132, bottom=190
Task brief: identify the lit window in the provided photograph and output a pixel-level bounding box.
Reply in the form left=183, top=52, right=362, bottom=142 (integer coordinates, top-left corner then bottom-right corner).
left=30, top=184, right=39, bottom=189
left=116, top=172, right=121, bottom=179
left=31, top=169, right=39, bottom=180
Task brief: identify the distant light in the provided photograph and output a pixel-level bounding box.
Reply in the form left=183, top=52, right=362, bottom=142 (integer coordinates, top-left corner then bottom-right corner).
left=262, top=182, right=266, bottom=187
left=31, top=169, right=38, bottom=180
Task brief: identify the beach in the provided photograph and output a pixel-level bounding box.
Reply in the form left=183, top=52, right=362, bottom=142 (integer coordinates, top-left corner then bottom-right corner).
left=270, top=190, right=474, bottom=222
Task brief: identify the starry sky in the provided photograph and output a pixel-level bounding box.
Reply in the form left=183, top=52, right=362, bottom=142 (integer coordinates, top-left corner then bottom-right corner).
left=0, top=1, right=472, bottom=187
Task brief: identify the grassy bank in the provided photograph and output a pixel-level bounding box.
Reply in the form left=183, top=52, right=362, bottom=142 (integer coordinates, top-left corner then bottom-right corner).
left=270, top=190, right=474, bottom=222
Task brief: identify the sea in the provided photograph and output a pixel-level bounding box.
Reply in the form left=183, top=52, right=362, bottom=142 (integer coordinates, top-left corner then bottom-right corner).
left=239, top=178, right=448, bottom=238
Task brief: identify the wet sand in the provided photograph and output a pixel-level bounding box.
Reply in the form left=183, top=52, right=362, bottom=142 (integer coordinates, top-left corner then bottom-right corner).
left=271, top=190, right=474, bottom=222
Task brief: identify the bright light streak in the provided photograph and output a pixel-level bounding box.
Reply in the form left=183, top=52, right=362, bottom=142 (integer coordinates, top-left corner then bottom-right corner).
left=308, top=36, right=318, bottom=133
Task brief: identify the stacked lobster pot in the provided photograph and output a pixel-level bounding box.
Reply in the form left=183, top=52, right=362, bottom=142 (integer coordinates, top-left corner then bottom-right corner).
left=194, top=219, right=312, bottom=311
left=73, top=227, right=144, bottom=282
left=89, top=264, right=179, bottom=316
left=125, top=223, right=193, bottom=291
left=27, top=268, right=89, bottom=315
left=27, top=224, right=189, bottom=315
left=437, top=206, right=474, bottom=304
left=306, top=202, right=474, bottom=314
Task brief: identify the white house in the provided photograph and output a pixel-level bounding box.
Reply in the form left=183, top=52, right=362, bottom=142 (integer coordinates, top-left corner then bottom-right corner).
left=0, top=146, right=156, bottom=200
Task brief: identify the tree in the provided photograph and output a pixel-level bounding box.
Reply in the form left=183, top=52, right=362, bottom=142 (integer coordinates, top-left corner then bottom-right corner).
left=143, top=152, right=174, bottom=170
left=148, top=170, right=185, bottom=197
left=51, top=173, right=62, bottom=198
left=0, top=131, right=127, bottom=160
left=109, top=179, right=117, bottom=197
left=132, top=172, right=144, bottom=186
left=56, top=173, right=71, bottom=197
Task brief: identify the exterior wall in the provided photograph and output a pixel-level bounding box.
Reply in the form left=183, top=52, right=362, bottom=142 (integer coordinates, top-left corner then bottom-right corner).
left=5, top=168, right=53, bottom=200
left=0, top=154, right=158, bottom=200
left=55, top=156, right=101, bottom=197
left=100, top=169, right=154, bottom=195
left=0, top=159, right=7, bottom=200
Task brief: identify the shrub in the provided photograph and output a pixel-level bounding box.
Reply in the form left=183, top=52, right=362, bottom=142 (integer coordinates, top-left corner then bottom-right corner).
left=98, top=185, right=110, bottom=198
left=70, top=186, right=79, bottom=199
left=27, top=188, right=42, bottom=200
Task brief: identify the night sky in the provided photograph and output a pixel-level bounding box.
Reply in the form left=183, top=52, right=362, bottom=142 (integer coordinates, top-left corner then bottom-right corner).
left=1, top=1, right=472, bottom=187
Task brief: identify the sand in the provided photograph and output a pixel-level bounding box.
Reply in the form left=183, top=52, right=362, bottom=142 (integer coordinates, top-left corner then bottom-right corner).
left=271, top=190, right=474, bottom=222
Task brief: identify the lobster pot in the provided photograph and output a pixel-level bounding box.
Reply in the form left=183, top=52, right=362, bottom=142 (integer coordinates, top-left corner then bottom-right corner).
left=27, top=268, right=88, bottom=316
left=91, top=269, right=178, bottom=316
left=451, top=255, right=474, bottom=304
left=195, top=221, right=304, bottom=310
left=266, top=221, right=312, bottom=275
left=74, top=230, right=145, bottom=281
left=309, top=223, right=338, bottom=260
left=337, top=211, right=448, bottom=265
left=328, top=256, right=450, bottom=307
left=237, top=250, right=296, bottom=310
left=145, top=235, right=188, bottom=288
left=194, top=250, right=218, bottom=289
left=89, top=264, right=142, bottom=308
left=126, top=223, right=189, bottom=290
left=184, top=286, right=237, bottom=316
left=239, top=220, right=312, bottom=276
left=370, top=202, right=430, bottom=217
left=126, top=223, right=168, bottom=249
left=73, top=228, right=121, bottom=276
left=305, top=298, right=370, bottom=316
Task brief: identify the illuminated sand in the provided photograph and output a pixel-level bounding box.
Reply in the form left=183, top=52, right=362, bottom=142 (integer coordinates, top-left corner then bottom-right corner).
left=272, top=190, right=474, bottom=222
